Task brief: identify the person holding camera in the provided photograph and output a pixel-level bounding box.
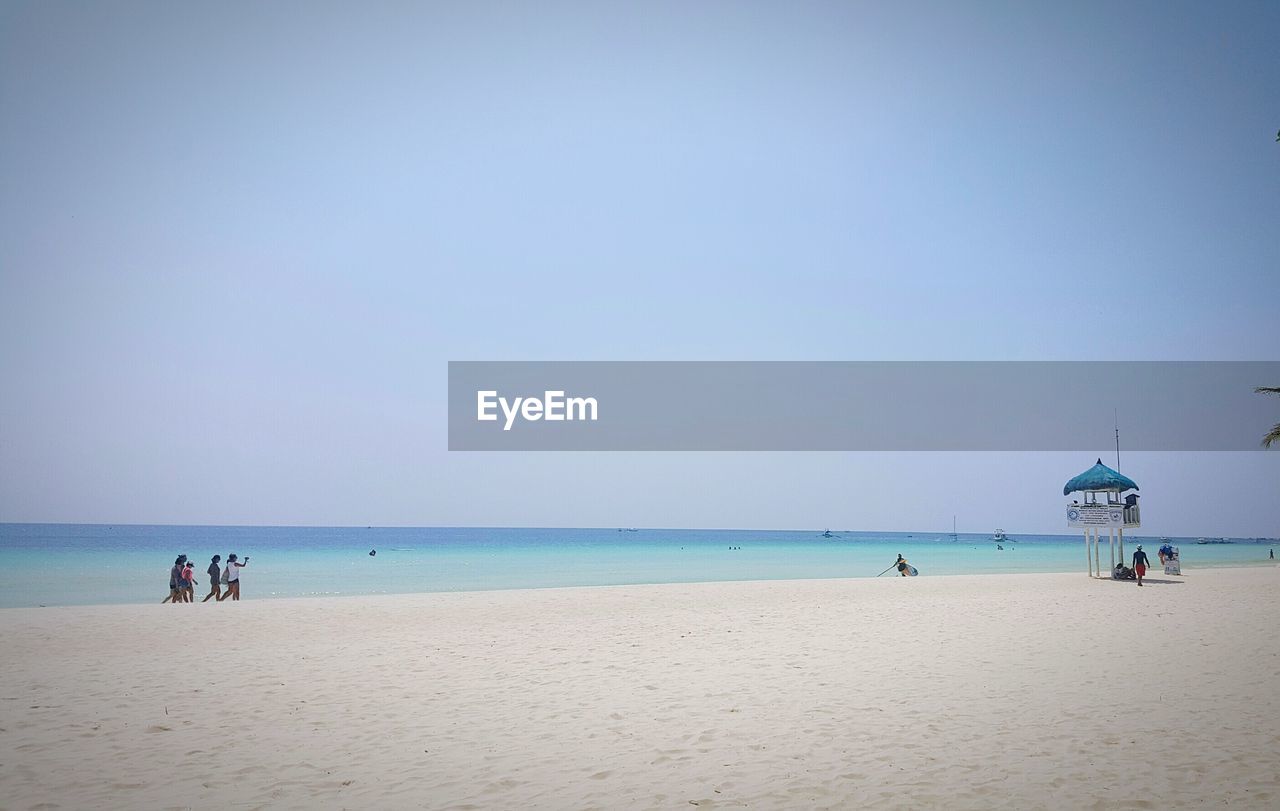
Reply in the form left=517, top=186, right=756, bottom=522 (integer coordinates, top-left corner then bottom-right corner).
left=217, top=553, right=249, bottom=601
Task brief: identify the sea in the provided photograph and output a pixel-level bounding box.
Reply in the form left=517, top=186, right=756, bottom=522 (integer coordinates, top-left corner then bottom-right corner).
left=0, top=524, right=1275, bottom=609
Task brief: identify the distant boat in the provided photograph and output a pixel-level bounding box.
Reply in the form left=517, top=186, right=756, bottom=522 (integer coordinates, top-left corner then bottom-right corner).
left=950, top=516, right=959, bottom=543
left=993, top=529, right=1009, bottom=543
left=820, top=529, right=840, bottom=539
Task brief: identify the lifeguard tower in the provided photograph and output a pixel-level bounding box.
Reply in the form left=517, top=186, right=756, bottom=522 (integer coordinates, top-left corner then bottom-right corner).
left=1064, top=459, right=1140, bottom=578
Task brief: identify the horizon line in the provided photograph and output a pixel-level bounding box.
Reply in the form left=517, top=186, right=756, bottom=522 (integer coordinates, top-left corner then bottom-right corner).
left=0, top=520, right=1272, bottom=540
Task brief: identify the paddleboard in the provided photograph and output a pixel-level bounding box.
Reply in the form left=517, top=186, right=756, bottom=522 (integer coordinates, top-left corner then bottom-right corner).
left=907, top=566, right=919, bottom=576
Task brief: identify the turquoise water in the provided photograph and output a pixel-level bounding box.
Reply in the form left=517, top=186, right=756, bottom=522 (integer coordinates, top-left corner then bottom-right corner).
left=0, top=524, right=1275, bottom=608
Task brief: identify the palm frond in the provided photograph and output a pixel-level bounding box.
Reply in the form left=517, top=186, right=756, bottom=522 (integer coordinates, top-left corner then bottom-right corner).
left=1265, top=423, right=1280, bottom=449
left=1258, top=388, right=1280, bottom=447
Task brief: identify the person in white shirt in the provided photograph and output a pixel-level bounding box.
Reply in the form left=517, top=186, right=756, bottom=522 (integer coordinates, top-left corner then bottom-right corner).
left=217, top=553, right=249, bottom=601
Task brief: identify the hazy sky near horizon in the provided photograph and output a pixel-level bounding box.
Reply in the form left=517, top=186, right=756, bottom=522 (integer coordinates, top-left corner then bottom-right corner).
left=2, top=1, right=1278, bottom=534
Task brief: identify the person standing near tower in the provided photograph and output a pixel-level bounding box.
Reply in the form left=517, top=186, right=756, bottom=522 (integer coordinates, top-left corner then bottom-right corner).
left=1132, top=545, right=1150, bottom=587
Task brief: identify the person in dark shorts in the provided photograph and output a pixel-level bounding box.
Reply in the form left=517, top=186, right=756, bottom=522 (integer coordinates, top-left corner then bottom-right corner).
left=217, top=553, right=249, bottom=601
left=181, top=561, right=197, bottom=602
left=895, top=554, right=910, bottom=577
left=162, top=555, right=187, bottom=604
left=1132, top=545, right=1151, bottom=587
left=202, top=555, right=223, bottom=602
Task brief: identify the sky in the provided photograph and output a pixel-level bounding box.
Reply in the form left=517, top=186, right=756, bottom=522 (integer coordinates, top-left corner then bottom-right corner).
left=1, top=1, right=1278, bottom=535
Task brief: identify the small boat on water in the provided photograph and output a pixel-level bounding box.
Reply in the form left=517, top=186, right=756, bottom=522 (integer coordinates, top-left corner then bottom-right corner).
left=993, top=529, right=1009, bottom=543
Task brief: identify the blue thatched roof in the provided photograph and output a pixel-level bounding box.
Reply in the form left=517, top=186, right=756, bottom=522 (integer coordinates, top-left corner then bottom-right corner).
left=1063, top=459, right=1139, bottom=495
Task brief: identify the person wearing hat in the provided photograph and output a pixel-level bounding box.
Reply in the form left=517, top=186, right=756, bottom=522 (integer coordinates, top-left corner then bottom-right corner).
left=162, top=555, right=187, bottom=604
left=216, top=553, right=249, bottom=601
left=201, top=555, right=223, bottom=603
left=1132, top=545, right=1151, bottom=587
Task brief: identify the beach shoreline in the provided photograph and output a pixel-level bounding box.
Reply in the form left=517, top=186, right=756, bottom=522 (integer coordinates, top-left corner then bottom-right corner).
left=5, top=558, right=1278, bottom=611
left=2, top=568, right=1278, bottom=808
left=4, top=521, right=1277, bottom=610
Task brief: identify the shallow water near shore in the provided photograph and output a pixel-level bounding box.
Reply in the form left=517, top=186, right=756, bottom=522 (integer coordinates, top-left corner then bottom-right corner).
left=1, top=523, right=1275, bottom=608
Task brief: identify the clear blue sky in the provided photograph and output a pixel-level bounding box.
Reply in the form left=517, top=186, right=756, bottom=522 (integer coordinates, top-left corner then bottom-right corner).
left=2, top=1, right=1278, bottom=534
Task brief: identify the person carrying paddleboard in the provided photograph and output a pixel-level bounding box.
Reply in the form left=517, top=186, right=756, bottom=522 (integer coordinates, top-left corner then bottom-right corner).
left=894, top=554, right=910, bottom=577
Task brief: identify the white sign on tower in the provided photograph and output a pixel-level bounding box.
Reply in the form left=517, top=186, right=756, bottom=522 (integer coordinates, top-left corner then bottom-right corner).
left=1066, top=504, right=1124, bottom=527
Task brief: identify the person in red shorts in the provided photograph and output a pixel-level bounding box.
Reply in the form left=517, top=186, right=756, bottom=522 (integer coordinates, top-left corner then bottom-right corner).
left=1132, top=545, right=1151, bottom=587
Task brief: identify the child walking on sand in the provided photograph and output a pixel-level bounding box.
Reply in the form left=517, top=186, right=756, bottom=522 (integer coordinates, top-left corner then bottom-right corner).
left=181, top=561, right=197, bottom=602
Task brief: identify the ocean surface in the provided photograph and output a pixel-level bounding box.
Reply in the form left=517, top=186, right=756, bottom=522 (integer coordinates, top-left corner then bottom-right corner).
left=1, top=524, right=1275, bottom=608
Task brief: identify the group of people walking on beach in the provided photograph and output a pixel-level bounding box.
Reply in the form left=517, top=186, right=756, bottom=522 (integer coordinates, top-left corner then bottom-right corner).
left=162, top=553, right=248, bottom=603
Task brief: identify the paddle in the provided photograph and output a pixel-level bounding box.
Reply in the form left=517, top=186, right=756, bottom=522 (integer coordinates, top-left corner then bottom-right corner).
left=875, top=564, right=897, bottom=577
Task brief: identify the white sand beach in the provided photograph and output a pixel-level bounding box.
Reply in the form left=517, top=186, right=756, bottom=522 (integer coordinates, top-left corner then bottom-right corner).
left=2, top=567, right=1278, bottom=809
